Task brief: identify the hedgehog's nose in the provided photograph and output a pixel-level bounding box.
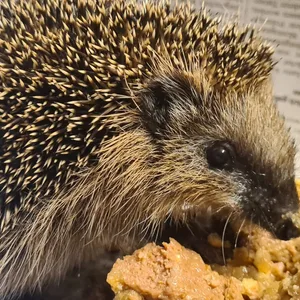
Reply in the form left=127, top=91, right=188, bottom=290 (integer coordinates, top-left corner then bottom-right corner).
left=275, top=218, right=300, bottom=240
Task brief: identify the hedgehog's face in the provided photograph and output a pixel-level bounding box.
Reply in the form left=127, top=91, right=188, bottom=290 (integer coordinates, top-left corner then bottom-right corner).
left=139, top=71, right=299, bottom=244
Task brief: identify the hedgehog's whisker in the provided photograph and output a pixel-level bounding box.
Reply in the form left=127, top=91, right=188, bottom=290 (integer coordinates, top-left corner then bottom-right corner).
left=247, top=214, right=254, bottom=260
left=222, top=211, right=233, bottom=266
left=235, top=217, right=246, bottom=249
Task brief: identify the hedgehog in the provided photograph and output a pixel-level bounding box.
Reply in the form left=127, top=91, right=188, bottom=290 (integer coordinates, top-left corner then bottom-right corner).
left=0, top=0, right=299, bottom=299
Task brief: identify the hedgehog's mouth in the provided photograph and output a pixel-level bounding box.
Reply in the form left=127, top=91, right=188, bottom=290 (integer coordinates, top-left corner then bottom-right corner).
left=150, top=211, right=300, bottom=265
left=151, top=215, right=243, bottom=265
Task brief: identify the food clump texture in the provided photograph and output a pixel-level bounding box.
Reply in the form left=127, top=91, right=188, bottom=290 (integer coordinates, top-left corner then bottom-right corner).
left=107, top=180, right=300, bottom=299
left=107, top=239, right=244, bottom=300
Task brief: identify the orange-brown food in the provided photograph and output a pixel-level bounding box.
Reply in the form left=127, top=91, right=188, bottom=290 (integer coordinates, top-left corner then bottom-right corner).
left=214, top=226, right=300, bottom=299
left=107, top=181, right=300, bottom=299
left=107, top=238, right=244, bottom=300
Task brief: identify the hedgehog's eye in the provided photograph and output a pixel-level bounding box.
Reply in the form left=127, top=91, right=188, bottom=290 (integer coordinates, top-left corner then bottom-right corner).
left=206, top=142, right=236, bottom=170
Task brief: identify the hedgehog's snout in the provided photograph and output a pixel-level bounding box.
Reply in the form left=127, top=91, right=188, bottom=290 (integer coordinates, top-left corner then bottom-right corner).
left=274, top=187, right=300, bottom=240
left=272, top=193, right=300, bottom=241
left=274, top=218, right=300, bottom=240
left=242, top=181, right=300, bottom=240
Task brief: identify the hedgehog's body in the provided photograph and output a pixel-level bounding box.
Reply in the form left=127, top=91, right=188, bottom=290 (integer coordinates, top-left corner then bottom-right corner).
left=0, top=0, right=299, bottom=299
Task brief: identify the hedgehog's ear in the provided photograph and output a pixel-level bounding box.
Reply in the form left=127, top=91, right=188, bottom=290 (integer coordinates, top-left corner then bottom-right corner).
left=139, top=74, right=202, bottom=136
left=139, top=80, right=173, bottom=135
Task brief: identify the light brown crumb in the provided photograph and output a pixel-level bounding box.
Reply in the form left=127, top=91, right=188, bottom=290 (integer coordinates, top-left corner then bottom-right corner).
left=208, top=233, right=231, bottom=248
